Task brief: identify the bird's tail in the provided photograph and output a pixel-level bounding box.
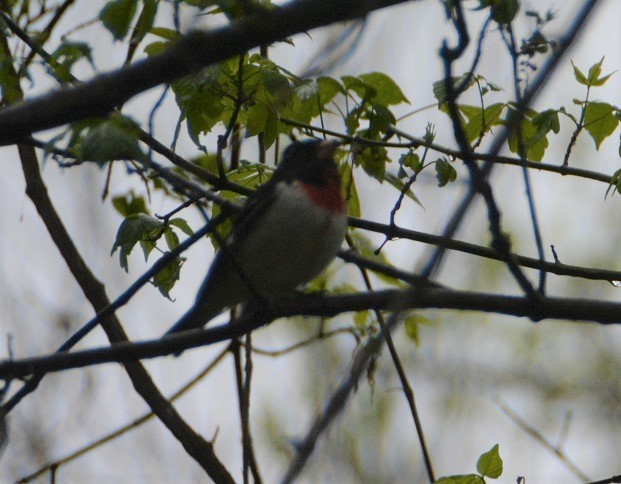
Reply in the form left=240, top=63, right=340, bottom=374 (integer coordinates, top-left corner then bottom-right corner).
left=163, top=305, right=221, bottom=356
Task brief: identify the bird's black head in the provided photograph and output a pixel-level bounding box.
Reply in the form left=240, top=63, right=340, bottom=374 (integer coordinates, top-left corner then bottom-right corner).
left=274, top=139, right=341, bottom=185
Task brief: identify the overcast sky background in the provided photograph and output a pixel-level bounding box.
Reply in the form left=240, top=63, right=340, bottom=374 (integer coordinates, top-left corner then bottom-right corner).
left=0, top=1, right=620, bottom=482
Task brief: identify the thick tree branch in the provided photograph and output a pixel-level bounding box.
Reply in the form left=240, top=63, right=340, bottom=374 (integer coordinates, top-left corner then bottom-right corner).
left=0, top=0, right=412, bottom=145
left=0, top=32, right=234, bottom=482
left=2, top=287, right=621, bottom=379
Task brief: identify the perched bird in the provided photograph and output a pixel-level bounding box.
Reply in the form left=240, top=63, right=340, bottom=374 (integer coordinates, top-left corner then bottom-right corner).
left=164, top=139, right=347, bottom=337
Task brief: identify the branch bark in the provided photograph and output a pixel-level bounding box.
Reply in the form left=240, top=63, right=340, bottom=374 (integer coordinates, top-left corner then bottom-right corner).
left=2, top=287, right=621, bottom=379
left=0, top=0, right=412, bottom=145
left=0, top=29, right=235, bottom=483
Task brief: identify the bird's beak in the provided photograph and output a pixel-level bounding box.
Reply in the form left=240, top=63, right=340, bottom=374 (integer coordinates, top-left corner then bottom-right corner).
left=317, top=139, right=342, bottom=159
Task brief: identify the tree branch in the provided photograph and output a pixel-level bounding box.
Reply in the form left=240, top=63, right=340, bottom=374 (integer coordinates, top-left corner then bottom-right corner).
left=3, top=287, right=621, bottom=379
left=0, top=30, right=234, bottom=482
left=0, top=0, right=412, bottom=145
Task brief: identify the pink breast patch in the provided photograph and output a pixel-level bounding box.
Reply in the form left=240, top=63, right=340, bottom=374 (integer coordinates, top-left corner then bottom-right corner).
left=300, top=178, right=345, bottom=213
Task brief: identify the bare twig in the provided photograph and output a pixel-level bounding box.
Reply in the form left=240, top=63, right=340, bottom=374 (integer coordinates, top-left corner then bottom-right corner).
left=346, top=235, right=435, bottom=482
left=496, top=399, right=590, bottom=482
left=17, top=347, right=230, bottom=483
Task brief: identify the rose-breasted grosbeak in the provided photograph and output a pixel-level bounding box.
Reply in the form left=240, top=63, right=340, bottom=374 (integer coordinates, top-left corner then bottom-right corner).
left=164, top=139, right=347, bottom=337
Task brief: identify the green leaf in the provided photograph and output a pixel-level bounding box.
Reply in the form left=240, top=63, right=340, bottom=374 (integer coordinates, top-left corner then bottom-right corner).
left=358, top=145, right=388, bottom=182
left=435, top=475, right=485, bottom=484
left=262, top=109, right=279, bottom=149
left=191, top=153, right=219, bottom=172
left=583, top=102, right=619, bottom=150
left=79, top=115, right=144, bottom=162
left=587, top=57, right=604, bottom=84
left=149, top=27, right=179, bottom=40
left=590, top=71, right=615, bottom=87
left=476, top=444, right=503, bottom=479
left=507, top=109, right=550, bottom=161
left=399, top=150, right=422, bottom=173
left=111, top=213, right=163, bottom=271
left=49, top=41, right=94, bottom=82
left=572, top=61, right=589, bottom=86
left=317, top=76, right=346, bottom=100
left=573, top=57, right=616, bottom=87
left=164, top=227, right=180, bottom=250
left=462, top=102, right=506, bottom=144
left=384, top=173, right=422, bottom=207
left=246, top=102, right=270, bottom=137
left=403, top=314, right=432, bottom=345
left=354, top=310, right=370, bottom=327
left=433, top=74, right=477, bottom=105
left=173, top=72, right=226, bottom=143
left=358, top=72, right=409, bottom=105
left=99, top=0, right=138, bottom=41
left=144, top=40, right=170, bottom=56
left=131, top=0, right=158, bottom=46
left=294, top=76, right=343, bottom=122
left=367, top=104, right=396, bottom=137
left=112, top=192, right=149, bottom=217
left=169, top=218, right=194, bottom=236
left=342, top=75, right=377, bottom=102
left=490, top=0, right=520, bottom=24
left=532, top=109, right=560, bottom=134
left=340, top=163, right=361, bottom=218
left=435, top=158, right=457, bottom=187
left=152, top=256, right=184, bottom=299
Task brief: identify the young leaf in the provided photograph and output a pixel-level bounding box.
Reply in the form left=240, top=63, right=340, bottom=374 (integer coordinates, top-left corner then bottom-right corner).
left=403, top=314, right=433, bottom=345
left=99, top=0, right=138, bottom=41
left=111, top=214, right=163, bottom=271
left=358, top=145, right=388, bottom=182
left=587, top=56, right=604, bottom=85
left=340, top=163, right=361, bottom=218
left=399, top=150, right=422, bottom=173
left=572, top=61, right=589, bottom=86
left=435, top=158, right=457, bottom=187
left=79, top=116, right=144, bottom=163
left=583, top=102, right=619, bottom=150
left=434, top=475, right=484, bottom=484
left=476, top=444, right=503, bottom=479
left=507, top=109, right=551, bottom=161
left=384, top=173, right=422, bottom=207
left=572, top=57, right=615, bottom=87
left=112, top=192, right=149, bottom=217
left=169, top=218, right=194, bottom=236
left=153, top=256, right=183, bottom=299
left=433, top=74, right=477, bottom=105
left=358, top=72, right=409, bottom=105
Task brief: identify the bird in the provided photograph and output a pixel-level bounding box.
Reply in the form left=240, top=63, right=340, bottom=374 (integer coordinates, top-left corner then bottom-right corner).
left=164, top=139, right=347, bottom=339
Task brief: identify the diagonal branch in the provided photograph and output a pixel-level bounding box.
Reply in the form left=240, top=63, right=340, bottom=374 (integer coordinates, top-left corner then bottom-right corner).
left=421, top=0, right=602, bottom=279
left=0, top=30, right=234, bottom=481
left=0, top=0, right=413, bottom=145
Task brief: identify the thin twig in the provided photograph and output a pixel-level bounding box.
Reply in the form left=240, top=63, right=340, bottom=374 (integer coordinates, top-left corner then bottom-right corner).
left=495, top=399, right=590, bottom=482
left=17, top=346, right=230, bottom=483
left=346, top=235, right=435, bottom=482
